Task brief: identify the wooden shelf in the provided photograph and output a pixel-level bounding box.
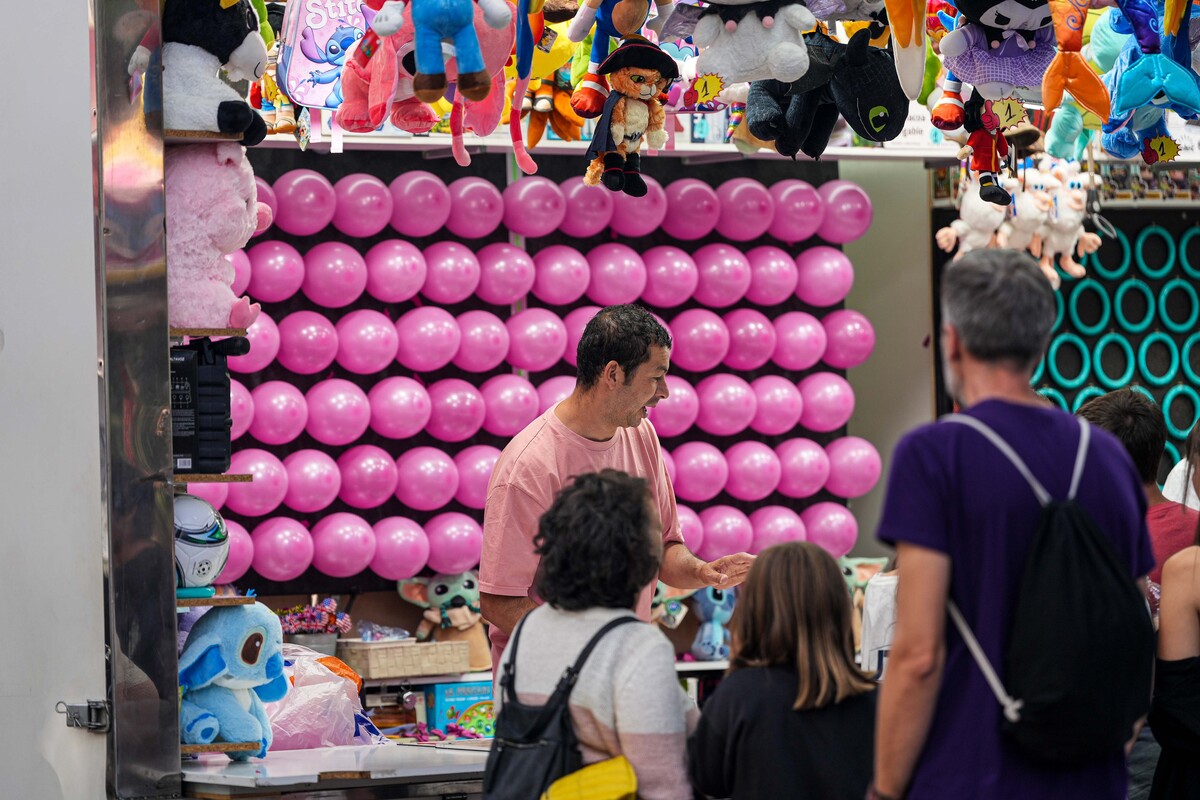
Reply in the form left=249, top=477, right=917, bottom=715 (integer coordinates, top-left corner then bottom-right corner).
left=166, top=130, right=243, bottom=144
left=176, top=474, right=253, bottom=483
left=181, top=742, right=259, bottom=755
left=169, top=328, right=248, bottom=338
left=176, top=595, right=257, bottom=608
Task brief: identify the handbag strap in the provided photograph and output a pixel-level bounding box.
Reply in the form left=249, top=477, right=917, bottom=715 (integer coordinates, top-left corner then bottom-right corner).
left=501, top=614, right=640, bottom=706
left=500, top=613, right=531, bottom=703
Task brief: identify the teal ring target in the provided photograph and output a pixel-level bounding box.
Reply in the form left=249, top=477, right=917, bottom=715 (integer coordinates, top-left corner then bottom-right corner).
left=1069, top=279, right=1111, bottom=336
left=1138, top=332, right=1180, bottom=388
left=1038, top=386, right=1069, bottom=410
left=1158, top=279, right=1200, bottom=334
left=1093, top=333, right=1136, bottom=390
left=1135, top=225, right=1177, bottom=279
left=1181, top=227, right=1200, bottom=280
left=1130, top=384, right=1158, bottom=405
left=1183, top=333, right=1200, bottom=386
left=1052, top=290, right=1065, bottom=333
left=1032, top=355, right=1046, bottom=386
left=1048, top=333, right=1092, bottom=389
left=1072, top=385, right=1107, bottom=413
left=1164, top=384, right=1200, bottom=440
left=1114, top=279, right=1155, bottom=334
left=1089, top=228, right=1131, bottom=280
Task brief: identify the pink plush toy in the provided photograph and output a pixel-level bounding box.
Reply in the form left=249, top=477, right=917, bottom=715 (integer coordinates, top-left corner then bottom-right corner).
left=165, top=143, right=271, bottom=330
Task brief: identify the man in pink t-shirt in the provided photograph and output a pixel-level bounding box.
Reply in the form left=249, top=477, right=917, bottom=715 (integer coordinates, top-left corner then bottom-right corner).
left=480, top=305, right=755, bottom=667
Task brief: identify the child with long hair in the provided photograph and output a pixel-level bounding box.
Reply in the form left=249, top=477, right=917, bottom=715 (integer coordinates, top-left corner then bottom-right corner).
left=688, top=542, right=877, bottom=799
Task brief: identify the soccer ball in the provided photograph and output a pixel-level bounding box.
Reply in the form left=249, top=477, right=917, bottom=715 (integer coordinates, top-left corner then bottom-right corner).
left=174, top=494, right=230, bottom=588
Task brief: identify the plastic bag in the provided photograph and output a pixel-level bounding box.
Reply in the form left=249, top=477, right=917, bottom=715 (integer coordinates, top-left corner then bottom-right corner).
left=264, top=643, right=390, bottom=750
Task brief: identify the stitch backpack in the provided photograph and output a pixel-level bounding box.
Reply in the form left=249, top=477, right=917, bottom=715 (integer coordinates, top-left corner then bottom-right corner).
left=277, top=0, right=372, bottom=110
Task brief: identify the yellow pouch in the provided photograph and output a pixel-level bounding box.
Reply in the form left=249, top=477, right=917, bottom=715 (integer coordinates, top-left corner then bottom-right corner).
left=541, top=755, right=638, bottom=800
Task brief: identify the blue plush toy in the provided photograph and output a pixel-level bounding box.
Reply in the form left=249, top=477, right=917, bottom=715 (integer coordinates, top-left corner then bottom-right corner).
left=691, top=587, right=737, bottom=661
left=179, top=602, right=289, bottom=760
left=1101, top=37, right=1200, bottom=162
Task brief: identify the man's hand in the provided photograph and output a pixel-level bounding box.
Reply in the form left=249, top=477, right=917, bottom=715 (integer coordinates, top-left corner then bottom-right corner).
left=697, top=552, right=755, bottom=588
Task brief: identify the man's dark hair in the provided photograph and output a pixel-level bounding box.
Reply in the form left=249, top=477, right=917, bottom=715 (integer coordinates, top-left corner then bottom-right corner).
left=576, top=305, right=672, bottom=390
left=533, top=470, right=661, bottom=611
left=1077, top=389, right=1167, bottom=485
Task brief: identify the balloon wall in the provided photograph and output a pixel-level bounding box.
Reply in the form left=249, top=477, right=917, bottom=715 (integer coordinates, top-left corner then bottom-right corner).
left=209, top=152, right=881, bottom=587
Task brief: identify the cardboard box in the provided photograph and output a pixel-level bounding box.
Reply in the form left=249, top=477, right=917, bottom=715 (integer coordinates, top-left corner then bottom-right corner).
left=425, top=681, right=495, bottom=737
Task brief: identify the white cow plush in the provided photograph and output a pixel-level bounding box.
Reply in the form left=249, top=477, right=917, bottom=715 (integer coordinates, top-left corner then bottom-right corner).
left=935, top=179, right=1008, bottom=259
left=694, top=1, right=815, bottom=84
left=1038, top=163, right=1102, bottom=287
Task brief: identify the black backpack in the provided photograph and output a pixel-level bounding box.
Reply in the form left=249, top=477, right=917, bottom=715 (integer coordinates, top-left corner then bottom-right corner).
left=943, top=414, right=1155, bottom=766
left=483, top=614, right=638, bottom=799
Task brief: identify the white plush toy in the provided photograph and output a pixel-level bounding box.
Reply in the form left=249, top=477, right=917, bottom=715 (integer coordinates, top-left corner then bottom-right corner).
left=935, top=178, right=1007, bottom=258
left=997, top=174, right=1054, bottom=257
left=693, top=1, right=816, bottom=84
left=1037, top=163, right=1102, bottom=288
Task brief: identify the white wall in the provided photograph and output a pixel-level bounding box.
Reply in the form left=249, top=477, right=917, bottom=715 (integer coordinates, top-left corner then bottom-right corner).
left=0, top=3, right=108, bottom=797
left=840, top=161, right=938, bottom=557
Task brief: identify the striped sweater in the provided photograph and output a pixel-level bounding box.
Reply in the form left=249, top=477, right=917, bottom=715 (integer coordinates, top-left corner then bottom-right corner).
left=495, top=605, right=698, bottom=800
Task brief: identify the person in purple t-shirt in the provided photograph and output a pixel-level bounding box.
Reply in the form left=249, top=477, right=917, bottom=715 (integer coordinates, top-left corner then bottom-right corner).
left=869, top=250, right=1154, bottom=800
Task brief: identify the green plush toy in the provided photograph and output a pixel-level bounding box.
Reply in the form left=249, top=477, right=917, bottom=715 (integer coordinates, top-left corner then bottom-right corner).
left=918, top=38, right=941, bottom=106
left=250, top=0, right=274, bottom=48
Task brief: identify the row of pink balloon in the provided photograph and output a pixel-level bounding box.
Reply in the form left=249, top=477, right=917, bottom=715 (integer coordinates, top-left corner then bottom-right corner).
left=681, top=501, right=858, bottom=562
left=213, top=511, right=482, bottom=584
left=261, top=170, right=873, bottom=245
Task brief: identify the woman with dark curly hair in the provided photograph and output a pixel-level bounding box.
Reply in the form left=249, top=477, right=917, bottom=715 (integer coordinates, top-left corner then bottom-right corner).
left=493, top=469, right=696, bottom=800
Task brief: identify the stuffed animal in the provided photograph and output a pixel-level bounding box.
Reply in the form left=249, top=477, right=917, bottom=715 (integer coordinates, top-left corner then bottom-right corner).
left=165, top=143, right=270, bottom=330
left=935, top=178, right=1008, bottom=257
left=1037, top=164, right=1101, bottom=286
left=1041, top=0, right=1113, bottom=119
left=179, top=602, right=289, bottom=760
left=939, top=0, right=1055, bottom=102
left=399, top=572, right=492, bottom=671
left=1101, top=40, right=1200, bottom=163
left=881, top=0, right=929, bottom=98
left=957, top=93, right=1013, bottom=205
left=997, top=174, right=1053, bottom=255
left=651, top=582, right=695, bottom=629
left=566, top=0, right=676, bottom=117
left=162, top=0, right=269, bottom=145
left=691, top=587, right=737, bottom=661
left=690, top=0, right=816, bottom=84
left=583, top=37, right=677, bottom=196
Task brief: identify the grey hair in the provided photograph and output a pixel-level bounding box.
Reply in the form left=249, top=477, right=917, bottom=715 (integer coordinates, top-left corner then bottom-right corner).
left=941, top=249, right=1056, bottom=372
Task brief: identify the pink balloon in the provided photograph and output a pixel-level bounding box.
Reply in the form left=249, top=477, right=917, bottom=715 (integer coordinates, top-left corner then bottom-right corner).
left=794, top=246, right=855, bottom=307
left=662, top=178, right=720, bottom=241
left=776, top=438, right=831, bottom=498
left=338, top=445, right=399, bottom=510
left=311, top=512, right=377, bottom=578
left=283, top=449, right=342, bottom=513
left=229, top=250, right=251, bottom=296
left=276, top=310, right=338, bottom=375
left=824, top=436, right=882, bottom=499
left=481, top=374, right=540, bottom=437
left=673, top=442, right=729, bottom=503
left=253, top=177, right=277, bottom=237
left=532, top=245, right=590, bottom=306
left=662, top=448, right=676, bottom=484
left=249, top=381, right=308, bottom=445
left=723, top=308, right=777, bottom=371
left=305, top=379, right=371, bottom=446
left=454, top=310, right=510, bottom=372
left=817, top=180, right=873, bottom=244
left=422, top=241, right=481, bottom=304
left=822, top=309, right=876, bottom=369
left=696, top=506, right=753, bottom=562
left=641, top=246, right=699, bottom=308
left=425, top=512, right=484, bottom=573
left=693, top=244, right=752, bottom=308
left=371, top=517, right=430, bottom=580
left=768, top=179, right=825, bottom=243
left=648, top=375, right=698, bottom=438
left=750, top=375, right=803, bottom=436
left=678, top=504, right=704, bottom=554
left=669, top=309, right=730, bottom=372
left=610, top=176, right=667, bottom=237
left=503, top=177, right=567, bottom=237
left=336, top=309, right=399, bottom=375
left=332, top=173, right=394, bottom=238
left=695, top=374, right=757, bottom=437
left=390, top=171, right=452, bottom=237
left=800, top=502, right=858, bottom=558
left=587, top=244, right=646, bottom=306
left=772, top=311, right=827, bottom=371
left=476, top=243, right=536, bottom=305
left=745, top=245, right=799, bottom=306
left=716, top=178, right=774, bottom=241
left=368, top=376, right=432, bottom=439
left=426, top=378, right=487, bottom=442
left=246, top=241, right=305, bottom=303
left=228, top=311, right=280, bottom=374
left=559, top=177, right=614, bottom=237
left=454, top=445, right=502, bottom=509
left=749, top=506, right=806, bottom=555
left=251, top=517, right=313, bottom=581
left=227, top=449, right=289, bottom=517
left=724, top=441, right=782, bottom=501
left=446, top=177, right=504, bottom=239
left=302, top=241, right=367, bottom=308
left=230, top=379, right=254, bottom=441
left=506, top=308, right=568, bottom=372
left=365, top=240, right=427, bottom=303
left=188, top=482, right=229, bottom=511
left=395, top=306, right=462, bottom=372
left=273, top=169, right=336, bottom=236
left=562, top=305, right=601, bottom=368
left=395, top=447, right=459, bottom=511
left=537, top=375, right=575, bottom=414
left=798, top=373, right=856, bottom=432
left=215, top=520, right=253, bottom=583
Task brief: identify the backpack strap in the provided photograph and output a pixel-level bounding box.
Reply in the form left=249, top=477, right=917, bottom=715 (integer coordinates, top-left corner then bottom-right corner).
left=1068, top=419, right=1091, bottom=502
left=942, top=413, right=1052, bottom=506
left=947, top=600, right=1025, bottom=723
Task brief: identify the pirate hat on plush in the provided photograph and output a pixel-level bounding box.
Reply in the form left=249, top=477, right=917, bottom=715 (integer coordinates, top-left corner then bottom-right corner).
left=598, top=36, right=680, bottom=81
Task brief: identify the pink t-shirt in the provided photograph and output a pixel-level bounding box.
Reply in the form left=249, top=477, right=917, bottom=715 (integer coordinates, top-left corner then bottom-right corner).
left=1147, top=501, right=1199, bottom=586
left=480, top=404, right=683, bottom=667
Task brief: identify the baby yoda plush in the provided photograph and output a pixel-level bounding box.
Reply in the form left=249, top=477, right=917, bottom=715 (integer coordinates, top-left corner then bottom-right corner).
left=691, top=586, right=737, bottom=661
left=651, top=581, right=695, bottom=629
left=178, top=602, right=289, bottom=760
left=399, top=571, right=491, bottom=671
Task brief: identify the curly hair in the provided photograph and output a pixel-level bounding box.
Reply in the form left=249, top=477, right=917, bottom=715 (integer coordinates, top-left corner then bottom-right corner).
left=534, top=470, right=662, bottom=611
left=576, top=305, right=672, bottom=390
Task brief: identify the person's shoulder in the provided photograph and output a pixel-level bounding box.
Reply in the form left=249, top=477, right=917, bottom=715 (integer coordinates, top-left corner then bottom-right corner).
left=1163, top=545, right=1200, bottom=581
left=492, top=412, right=557, bottom=478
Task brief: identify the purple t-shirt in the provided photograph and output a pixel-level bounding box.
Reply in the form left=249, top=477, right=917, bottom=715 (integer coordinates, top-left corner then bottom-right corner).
left=877, top=399, right=1153, bottom=800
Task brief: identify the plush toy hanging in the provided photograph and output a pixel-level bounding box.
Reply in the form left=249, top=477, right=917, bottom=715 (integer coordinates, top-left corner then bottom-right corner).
left=881, top=0, right=929, bottom=98
left=997, top=173, right=1053, bottom=255
left=583, top=36, right=677, bottom=195
left=935, top=176, right=1008, bottom=257
left=939, top=0, right=1056, bottom=102
left=957, top=93, right=1014, bottom=205
left=1037, top=162, right=1101, bottom=285
left=399, top=572, right=492, bottom=672
left=1041, top=0, right=1112, bottom=118
left=689, top=0, right=817, bottom=84
left=1101, top=38, right=1200, bottom=163
left=566, top=0, right=676, bottom=117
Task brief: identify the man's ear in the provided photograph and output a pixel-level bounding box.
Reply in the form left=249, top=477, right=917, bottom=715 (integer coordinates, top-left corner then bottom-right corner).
left=602, top=360, right=623, bottom=387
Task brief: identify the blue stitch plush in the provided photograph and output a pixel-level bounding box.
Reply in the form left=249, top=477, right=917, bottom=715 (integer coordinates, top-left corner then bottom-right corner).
left=690, top=587, right=737, bottom=661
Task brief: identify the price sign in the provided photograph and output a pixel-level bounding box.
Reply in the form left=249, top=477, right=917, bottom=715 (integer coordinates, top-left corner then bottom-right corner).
left=992, top=97, right=1027, bottom=129
left=1146, top=135, right=1180, bottom=163
left=692, top=73, right=725, bottom=105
